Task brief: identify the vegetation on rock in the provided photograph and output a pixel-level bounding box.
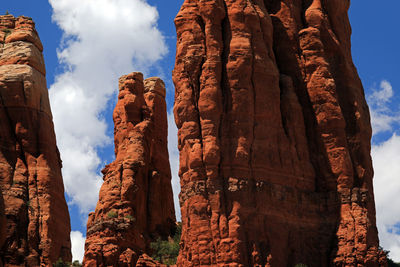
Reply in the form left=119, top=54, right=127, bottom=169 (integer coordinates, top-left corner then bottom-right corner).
left=385, top=249, right=400, bottom=267
left=53, top=259, right=82, bottom=267
left=150, top=222, right=181, bottom=265
left=389, top=259, right=400, bottom=267
left=107, top=210, right=117, bottom=219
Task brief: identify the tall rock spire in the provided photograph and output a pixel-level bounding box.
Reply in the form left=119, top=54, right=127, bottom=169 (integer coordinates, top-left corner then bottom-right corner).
left=173, top=0, right=386, bottom=266
left=83, top=73, right=175, bottom=266
left=0, top=15, right=71, bottom=265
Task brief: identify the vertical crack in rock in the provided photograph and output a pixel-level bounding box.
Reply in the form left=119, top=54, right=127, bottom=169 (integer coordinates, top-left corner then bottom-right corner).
left=83, top=73, right=176, bottom=266
left=0, top=15, right=71, bottom=265
left=173, top=0, right=386, bottom=266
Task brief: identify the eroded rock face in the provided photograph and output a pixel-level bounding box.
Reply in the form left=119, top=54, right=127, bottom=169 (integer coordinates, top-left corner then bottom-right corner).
left=0, top=15, right=71, bottom=265
left=173, top=0, right=386, bottom=266
left=83, top=73, right=175, bottom=266
left=0, top=188, right=6, bottom=267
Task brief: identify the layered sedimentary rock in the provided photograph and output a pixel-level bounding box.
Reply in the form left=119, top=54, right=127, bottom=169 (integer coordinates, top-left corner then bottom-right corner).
left=0, top=15, right=71, bottom=265
left=83, top=73, right=175, bottom=266
left=173, top=0, right=386, bottom=266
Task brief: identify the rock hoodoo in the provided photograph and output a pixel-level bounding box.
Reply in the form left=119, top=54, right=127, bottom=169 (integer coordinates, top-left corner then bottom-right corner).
left=83, top=73, right=176, bottom=266
left=173, top=0, right=386, bottom=266
left=0, top=15, right=71, bottom=265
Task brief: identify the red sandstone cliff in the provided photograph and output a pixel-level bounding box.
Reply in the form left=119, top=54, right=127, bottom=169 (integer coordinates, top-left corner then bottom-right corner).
left=0, top=15, right=71, bottom=265
left=173, top=0, right=386, bottom=266
left=83, top=73, right=175, bottom=266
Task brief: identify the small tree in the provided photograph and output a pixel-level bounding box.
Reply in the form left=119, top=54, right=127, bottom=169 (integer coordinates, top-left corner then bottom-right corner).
left=381, top=247, right=400, bottom=267
left=388, top=258, right=400, bottom=267
left=53, top=258, right=70, bottom=267
left=150, top=223, right=181, bottom=265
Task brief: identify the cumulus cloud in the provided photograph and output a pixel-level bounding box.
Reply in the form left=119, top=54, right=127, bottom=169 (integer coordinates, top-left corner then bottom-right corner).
left=368, top=80, right=399, bottom=135
left=371, top=80, right=394, bottom=104
left=71, top=231, right=86, bottom=263
left=367, top=80, right=400, bottom=261
left=48, top=0, right=167, bottom=213
left=372, top=135, right=400, bottom=261
left=167, top=111, right=181, bottom=220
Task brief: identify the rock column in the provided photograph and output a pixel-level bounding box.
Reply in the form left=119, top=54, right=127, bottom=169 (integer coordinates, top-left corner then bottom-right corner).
left=0, top=15, right=71, bottom=265
left=83, top=73, right=175, bottom=266
left=173, top=1, right=386, bottom=266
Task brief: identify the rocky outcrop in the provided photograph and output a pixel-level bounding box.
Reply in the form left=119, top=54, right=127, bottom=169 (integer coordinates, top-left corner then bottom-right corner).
left=83, top=73, right=175, bottom=266
left=0, top=15, right=71, bottom=265
left=173, top=0, right=386, bottom=266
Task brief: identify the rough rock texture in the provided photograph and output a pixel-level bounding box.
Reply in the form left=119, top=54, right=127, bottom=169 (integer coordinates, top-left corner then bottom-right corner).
left=0, top=188, right=6, bottom=267
left=0, top=15, right=71, bottom=265
left=173, top=0, right=386, bottom=266
left=83, top=73, right=175, bottom=266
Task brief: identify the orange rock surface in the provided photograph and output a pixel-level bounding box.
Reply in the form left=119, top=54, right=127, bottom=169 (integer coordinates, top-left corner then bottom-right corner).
left=83, top=73, right=175, bottom=266
left=0, top=15, right=71, bottom=265
left=173, top=0, right=386, bottom=266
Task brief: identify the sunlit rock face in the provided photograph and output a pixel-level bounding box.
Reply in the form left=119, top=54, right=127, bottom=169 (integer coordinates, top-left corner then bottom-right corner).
left=0, top=15, right=71, bottom=265
left=83, top=73, right=175, bottom=266
left=173, top=0, right=386, bottom=266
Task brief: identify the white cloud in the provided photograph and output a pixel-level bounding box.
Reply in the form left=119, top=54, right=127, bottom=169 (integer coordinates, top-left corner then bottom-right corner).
left=368, top=80, right=399, bottom=135
left=48, top=0, right=167, bottom=213
left=370, top=109, right=399, bottom=135
left=367, top=80, right=400, bottom=261
left=168, top=111, right=181, bottom=221
left=71, top=231, right=86, bottom=263
left=371, top=80, right=394, bottom=104
left=372, top=134, right=400, bottom=261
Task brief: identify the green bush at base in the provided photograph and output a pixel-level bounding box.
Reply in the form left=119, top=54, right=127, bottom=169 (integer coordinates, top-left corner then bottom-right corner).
left=150, top=223, right=181, bottom=265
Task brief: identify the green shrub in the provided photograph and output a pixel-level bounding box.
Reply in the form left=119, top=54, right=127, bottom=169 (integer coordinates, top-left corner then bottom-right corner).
left=53, top=258, right=70, bottom=267
left=150, top=223, right=181, bottom=265
left=52, top=258, right=81, bottom=266
left=381, top=247, right=400, bottom=266
left=107, top=210, right=117, bottom=219
left=388, top=258, right=400, bottom=266
left=2, top=28, right=12, bottom=39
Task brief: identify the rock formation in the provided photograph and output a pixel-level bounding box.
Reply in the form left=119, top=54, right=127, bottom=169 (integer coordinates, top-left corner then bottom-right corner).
left=173, top=0, right=386, bottom=266
left=0, top=15, right=71, bottom=265
left=0, top=188, right=6, bottom=267
left=83, top=73, right=175, bottom=266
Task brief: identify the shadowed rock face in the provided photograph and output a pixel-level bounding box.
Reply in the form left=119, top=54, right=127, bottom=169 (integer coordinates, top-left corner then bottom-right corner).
left=0, top=15, right=71, bottom=265
left=83, top=73, right=175, bottom=266
left=173, top=1, right=386, bottom=266
left=0, top=188, right=6, bottom=267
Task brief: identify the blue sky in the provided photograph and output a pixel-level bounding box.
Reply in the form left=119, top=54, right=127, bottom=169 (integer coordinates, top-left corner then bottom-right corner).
left=2, top=0, right=400, bottom=262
